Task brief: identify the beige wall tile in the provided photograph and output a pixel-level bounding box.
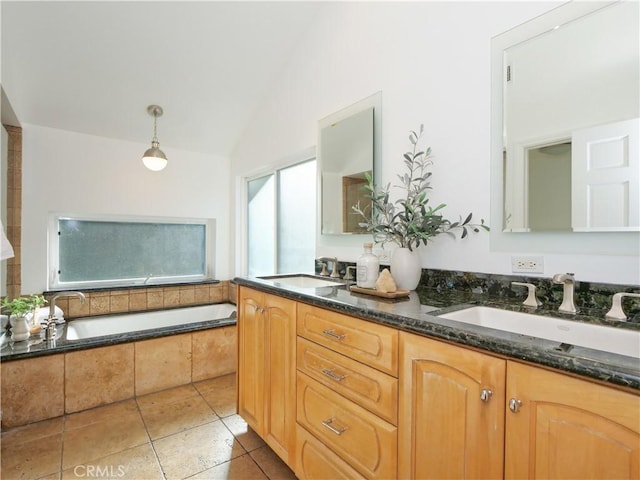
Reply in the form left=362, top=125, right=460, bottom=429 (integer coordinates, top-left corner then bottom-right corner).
left=194, top=285, right=209, bottom=304
left=210, top=284, right=224, bottom=303
left=109, top=291, right=129, bottom=313
left=64, top=344, right=135, bottom=413
left=135, top=334, right=192, bottom=396
left=67, top=296, right=90, bottom=318
left=147, top=289, right=164, bottom=309
left=163, top=287, right=180, bottom=307
left=129, top=290, right=148, bottom=311
left=179, top=286, right=195, bottom=306
left=228, top=282, right=237, bottom=304
left=89, top=293, right=110, bottom=315
left=1, top=355, right=65, bottom=428
left=192, top=326, right=237, bottom=382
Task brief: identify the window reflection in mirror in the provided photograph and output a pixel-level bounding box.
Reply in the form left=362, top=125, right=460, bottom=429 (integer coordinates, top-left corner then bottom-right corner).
left=502, top=0, right=639, bottom=233
left=319, top=93, right=381, bottom=235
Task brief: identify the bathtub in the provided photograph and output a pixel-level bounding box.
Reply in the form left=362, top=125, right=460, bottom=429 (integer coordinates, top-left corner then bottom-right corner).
left=66, top=303, right=236, bottom=340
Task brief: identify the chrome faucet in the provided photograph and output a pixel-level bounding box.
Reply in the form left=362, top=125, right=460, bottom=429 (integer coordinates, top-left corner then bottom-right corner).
left=605, top=292, right=640, bottom=321
left=316, top=257, right=340, bottom=278
left=552, top=273, right=577, bottom=314
left=45, top=291, right=86, bottom=341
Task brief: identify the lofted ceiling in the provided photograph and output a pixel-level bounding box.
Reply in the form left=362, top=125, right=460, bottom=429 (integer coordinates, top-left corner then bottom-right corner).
left=1, top=1, right=327, bottom=156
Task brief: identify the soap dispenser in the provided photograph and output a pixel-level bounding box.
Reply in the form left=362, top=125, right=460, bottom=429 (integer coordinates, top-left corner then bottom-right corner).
left=356, top=243, right=379, bottom=289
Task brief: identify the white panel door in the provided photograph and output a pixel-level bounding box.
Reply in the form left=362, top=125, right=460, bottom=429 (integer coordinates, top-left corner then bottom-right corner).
left=572, top=118, right=639, bottom=231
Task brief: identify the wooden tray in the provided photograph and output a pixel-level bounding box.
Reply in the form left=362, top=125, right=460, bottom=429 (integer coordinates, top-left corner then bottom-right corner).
left=349, top=286, right=411, bottom=298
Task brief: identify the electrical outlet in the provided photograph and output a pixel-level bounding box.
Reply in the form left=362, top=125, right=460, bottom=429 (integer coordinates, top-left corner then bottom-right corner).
left=511, top=256, right=544, bottom=273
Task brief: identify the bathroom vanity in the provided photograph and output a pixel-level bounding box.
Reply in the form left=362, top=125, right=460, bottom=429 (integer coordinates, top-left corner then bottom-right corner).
left=234, top=275, right=639, bottom=480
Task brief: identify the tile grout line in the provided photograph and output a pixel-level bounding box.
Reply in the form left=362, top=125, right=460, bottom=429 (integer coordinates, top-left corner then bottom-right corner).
left=133, top=396, right=168, bottom=480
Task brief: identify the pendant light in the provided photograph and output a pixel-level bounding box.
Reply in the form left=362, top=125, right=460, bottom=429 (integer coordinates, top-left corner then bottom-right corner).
left=142, top=105, right=168, bottom=171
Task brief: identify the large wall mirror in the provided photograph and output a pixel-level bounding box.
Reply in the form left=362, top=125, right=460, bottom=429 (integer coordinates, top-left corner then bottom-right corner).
left=318, top=92, right=381, bottom=235
left=490, top=1, right=639, bottom=254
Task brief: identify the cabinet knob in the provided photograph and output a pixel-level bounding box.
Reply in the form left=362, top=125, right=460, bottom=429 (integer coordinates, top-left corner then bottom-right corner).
left=322, top=417, right=348, bottom=436
left=509, top=398, right=523, bottom=413
left=480, top=389, right=493, bottom=402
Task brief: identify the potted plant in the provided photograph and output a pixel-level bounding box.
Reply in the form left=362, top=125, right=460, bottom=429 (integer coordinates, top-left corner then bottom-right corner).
left=352, top=125, right=488, bottom=289
left=2, top=294, right=47, bottom=341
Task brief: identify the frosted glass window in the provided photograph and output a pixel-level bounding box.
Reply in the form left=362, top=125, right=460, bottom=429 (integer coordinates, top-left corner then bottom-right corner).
left=246, top=158, right=316, bottom=276
left=278, top=160, right=316, bottom=273
left=247, top=174, right=275, bottom=276
left=52, top=217, right=210, bottom=288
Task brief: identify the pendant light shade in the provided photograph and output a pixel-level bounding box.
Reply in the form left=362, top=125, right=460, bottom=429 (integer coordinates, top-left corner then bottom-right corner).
left=142, top=105, right=168, bottom=171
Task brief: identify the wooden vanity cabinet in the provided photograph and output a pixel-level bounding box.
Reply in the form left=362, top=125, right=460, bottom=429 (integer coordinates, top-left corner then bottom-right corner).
left=237, top=287, right=297, bottom=466
left=238, top=286, right=640, bottom=479
left=505, top=361, right=640, bottom=479
left=399, top=332, right=506, bottom=479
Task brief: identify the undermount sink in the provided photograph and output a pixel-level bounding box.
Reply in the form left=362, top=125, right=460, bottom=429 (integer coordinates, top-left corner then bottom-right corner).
left=260, top=274, right=346, bottom=289
left=438, top=306, right=640, bottom=359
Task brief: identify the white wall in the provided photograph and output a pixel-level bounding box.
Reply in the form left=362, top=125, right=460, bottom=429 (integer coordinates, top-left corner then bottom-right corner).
left=22, top=124, right=231, bottom=294
left=231, top=1, right=639, bottom=285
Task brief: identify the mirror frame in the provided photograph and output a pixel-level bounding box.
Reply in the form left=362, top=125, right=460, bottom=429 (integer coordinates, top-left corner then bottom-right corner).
left=490, top=0, right=639, bottom=255
left=317, top=91, right=382, bottom=236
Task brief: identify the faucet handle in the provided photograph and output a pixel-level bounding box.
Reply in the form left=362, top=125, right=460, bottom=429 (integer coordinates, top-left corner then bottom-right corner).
left=343, top=266, right=356, bottom=281
left=318, top=262, right=329, bottom=276
left=512, top=282, right=542, bottom=308
left=605, top=292, right=640, bottom=321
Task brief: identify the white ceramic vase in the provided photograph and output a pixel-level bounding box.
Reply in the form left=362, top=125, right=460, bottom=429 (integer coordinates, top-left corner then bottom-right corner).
left=10, top=314, right=30, bottom=341
left=390, top=247, right=422, bottom=290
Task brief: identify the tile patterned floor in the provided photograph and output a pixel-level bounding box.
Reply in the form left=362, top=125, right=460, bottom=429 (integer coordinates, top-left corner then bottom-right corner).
left=1, top=374, right=297, bottom=480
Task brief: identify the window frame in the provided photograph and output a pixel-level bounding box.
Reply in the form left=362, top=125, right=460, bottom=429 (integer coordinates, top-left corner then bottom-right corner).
left=48, top=213, right=215, bottom=290
left=240, top=147, right=316, bottom=276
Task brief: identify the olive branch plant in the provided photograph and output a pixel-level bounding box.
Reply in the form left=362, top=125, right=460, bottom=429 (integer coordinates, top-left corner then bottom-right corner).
left=352, top=125, right=489, bottom=251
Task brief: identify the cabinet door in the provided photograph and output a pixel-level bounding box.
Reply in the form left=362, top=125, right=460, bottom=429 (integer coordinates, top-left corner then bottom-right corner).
left=263, top=292, right=297, bottom=465
left=399, top=332, right=506, bottom=479
left=237, top=287, right=265, bottom=435
left=506, top=361, right=640, bottom=479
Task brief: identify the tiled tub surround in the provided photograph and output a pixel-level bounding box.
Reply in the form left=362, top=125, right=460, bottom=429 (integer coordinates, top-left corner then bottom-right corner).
left=1, top=325, right=237, bottom=429
left=1, top=280, right=238, bottom=429
left=42, top=280, right=231, bottom=318
left=235, top=271, right=640, bottom=391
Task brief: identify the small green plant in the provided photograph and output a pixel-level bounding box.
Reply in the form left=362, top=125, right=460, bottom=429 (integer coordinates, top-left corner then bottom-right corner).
left=353, top=125, right=489, bottom=251
left=1, top=294, right=47, bottom=317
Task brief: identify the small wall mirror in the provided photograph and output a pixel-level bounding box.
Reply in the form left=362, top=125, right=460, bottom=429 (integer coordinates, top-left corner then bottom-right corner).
left=501, top=0, right=639, bottom=233
left=319, top=93, right=381, bottom=235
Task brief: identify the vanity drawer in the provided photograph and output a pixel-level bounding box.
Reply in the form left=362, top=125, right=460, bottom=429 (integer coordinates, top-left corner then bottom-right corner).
left=296, top=424, right=366, bottom=480
left=297, top=303, right=398, bottom=376
left=297, top=337, right=398, bottom=425
left=297, top=372, right=397, bottom=480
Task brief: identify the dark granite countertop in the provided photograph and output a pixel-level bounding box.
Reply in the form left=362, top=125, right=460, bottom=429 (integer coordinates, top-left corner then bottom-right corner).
left=0, top=311, right=236, bottom=362
left=234, top=275, right=640, bottom=391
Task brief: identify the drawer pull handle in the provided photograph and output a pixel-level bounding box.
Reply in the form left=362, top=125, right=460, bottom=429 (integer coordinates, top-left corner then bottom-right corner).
left=321, top=369, right=346, bottom=382
left=322, top=329, right=346, bottom=340
left=322, top=418, right=347, bottom=436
